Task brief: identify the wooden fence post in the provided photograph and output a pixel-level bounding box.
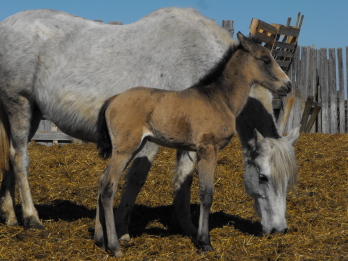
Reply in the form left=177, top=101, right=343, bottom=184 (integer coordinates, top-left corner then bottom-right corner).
left=328, top=48, right=337, bottom=133
left=222, top=20, right=234, bottom=37
left=337, top=48, right=345, bottom=133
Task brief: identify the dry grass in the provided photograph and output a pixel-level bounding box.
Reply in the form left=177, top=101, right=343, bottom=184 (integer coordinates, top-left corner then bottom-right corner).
left=0, top=133, right=347, bottom=260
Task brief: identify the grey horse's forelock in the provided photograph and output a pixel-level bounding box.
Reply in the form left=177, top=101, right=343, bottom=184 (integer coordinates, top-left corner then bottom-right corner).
left=268, top=137, right=298, bottom=194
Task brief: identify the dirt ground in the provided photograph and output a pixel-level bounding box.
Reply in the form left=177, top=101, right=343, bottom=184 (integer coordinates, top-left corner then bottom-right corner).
left=0, top=133, right=347, bottom=260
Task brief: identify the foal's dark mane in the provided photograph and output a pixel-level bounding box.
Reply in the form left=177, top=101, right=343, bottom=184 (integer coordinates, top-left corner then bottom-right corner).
left=191, top=45, right=235, bottom=89
left=190, top=36, right=260, bottom=95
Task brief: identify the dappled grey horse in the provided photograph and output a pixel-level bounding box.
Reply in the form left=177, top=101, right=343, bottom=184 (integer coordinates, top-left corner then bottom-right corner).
left=0, top=7, right=294, bottom=255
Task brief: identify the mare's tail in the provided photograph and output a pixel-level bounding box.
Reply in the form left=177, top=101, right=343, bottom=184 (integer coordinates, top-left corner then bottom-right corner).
left=97, top=99, right=113, bottom=160
left=0, top=102, right=11, bottom=172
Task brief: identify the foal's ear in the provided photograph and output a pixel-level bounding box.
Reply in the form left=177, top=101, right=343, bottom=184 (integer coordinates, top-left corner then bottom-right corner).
left=286, top=126, right=300, bottom=146
left=237, top=31, right=256, bottom=53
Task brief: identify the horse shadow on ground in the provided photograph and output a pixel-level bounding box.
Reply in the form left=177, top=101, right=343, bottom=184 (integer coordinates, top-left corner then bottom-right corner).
left=14, top=199, right=262, bottom=237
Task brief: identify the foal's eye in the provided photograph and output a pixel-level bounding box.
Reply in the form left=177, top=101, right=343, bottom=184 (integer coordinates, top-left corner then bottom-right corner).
left=259, top=174, right=269, bottom=183
left=262, top=57, right=271, bottom=65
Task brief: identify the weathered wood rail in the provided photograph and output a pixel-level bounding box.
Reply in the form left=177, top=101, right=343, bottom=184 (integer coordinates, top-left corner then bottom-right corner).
left=283, top=46, right=348, bottom=134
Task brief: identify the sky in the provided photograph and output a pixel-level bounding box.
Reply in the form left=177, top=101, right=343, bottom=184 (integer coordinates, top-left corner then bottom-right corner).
left=0, top=0, right=347, bottom=49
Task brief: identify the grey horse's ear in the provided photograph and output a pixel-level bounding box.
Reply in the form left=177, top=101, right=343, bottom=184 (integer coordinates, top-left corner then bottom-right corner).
left=254, top=129, right=265, bottom=145
left=286, top=126, right=300, bottom=145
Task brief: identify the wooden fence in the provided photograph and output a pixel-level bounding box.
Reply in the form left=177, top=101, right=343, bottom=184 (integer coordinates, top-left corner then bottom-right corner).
left=31, top=20, right=348, bottom=145
left=282, top=46, right=348, bottom=134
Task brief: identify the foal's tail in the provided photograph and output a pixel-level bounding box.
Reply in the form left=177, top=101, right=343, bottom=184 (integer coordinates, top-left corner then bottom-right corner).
left=0, top=102, right=11, bottom=172
left=97, top=98, right=113, bottom=160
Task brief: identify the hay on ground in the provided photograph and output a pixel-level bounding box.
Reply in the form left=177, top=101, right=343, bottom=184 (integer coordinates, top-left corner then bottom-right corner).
left=0, top=133, right=347, bottom=260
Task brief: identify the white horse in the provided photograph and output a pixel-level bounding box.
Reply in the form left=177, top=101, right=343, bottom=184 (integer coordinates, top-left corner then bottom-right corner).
left=0, top=7, right=295, bottom=255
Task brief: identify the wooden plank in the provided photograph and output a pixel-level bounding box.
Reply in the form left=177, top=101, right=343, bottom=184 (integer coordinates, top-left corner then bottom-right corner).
left=275, top=60, right=291, bottom=68
left=316, top=49, right=322, bottom=132
left=320, top=48, right=329, bottom=133
left=249, top=18, right=277, bottom=35
left=346, top=46, right=348, bottom=133
left=304, top=103, right=322, bottom=133
left=222, top=20, right=234, bottom=37
left=291, top=88, right=303, bottom=128
left=273, top=42, right=296, bottom=50
left=272, top=49, right=294, bottom=58
left=307, top=47, right=314, bottom=99
left=32, top=131, right=74, bottom=141
left=301, top=46, right=309, bottom=98
left=276, top=25, right=300, bottom=37
left=337, top=48, right=345, bottom=133
left=300, top=96, right=314, bottom=132
left=277, top=88, right=295, bottom=134
left=253, top=32, right=275, bottom=45
left=328, top=48, right=337, bottom=133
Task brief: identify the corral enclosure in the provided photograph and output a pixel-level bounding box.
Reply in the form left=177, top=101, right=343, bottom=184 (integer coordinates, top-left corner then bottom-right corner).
left=0, top=133, right=346, bottom=260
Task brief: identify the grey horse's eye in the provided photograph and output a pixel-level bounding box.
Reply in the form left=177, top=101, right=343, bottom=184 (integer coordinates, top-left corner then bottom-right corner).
left=259, top=174, right=269, bottom=183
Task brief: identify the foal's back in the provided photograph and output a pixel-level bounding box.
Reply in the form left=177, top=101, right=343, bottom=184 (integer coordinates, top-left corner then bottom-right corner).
left=104, top=86, right=236, bottom=151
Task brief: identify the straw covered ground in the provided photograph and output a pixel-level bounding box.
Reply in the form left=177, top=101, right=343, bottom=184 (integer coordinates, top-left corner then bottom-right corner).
left=0, top=133, right=347, bottom=260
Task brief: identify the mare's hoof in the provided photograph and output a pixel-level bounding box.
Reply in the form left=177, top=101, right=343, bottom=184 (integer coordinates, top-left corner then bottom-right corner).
left=200, top=243, right=214, bottom=252
left=5, top=217, right=19, bottom=227
left=23, top=217, right=45, bottom=230
left=119, top=233, right=131, bottom=242
left=113, top=250, right=123, bottom=258
left=94, top=235, right=105, bottom=250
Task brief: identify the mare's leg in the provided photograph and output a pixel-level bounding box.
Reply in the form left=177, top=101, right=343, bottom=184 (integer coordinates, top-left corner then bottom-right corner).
left=5, top=98, right=43, bottom=229
left=0, top=104, right=42, bottom=227
left=196, top=144, right=218, bottom=251
left=117, top=141, right=160, bottom=242
left=173, top=150, right=197, bottom=237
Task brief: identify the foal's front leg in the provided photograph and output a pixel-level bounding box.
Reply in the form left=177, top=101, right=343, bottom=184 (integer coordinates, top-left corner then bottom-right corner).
left=196, top=144, right=218, bottom=251
left=173, top=150, right=197, bottom=237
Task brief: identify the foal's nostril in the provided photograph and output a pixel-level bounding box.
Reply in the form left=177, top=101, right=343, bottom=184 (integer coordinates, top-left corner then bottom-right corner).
left=286, top=81, right=292, bottom=90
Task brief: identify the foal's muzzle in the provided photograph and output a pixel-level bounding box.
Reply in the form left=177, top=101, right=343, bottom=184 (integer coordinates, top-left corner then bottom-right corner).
left=277, top=81, right=292, bottom=96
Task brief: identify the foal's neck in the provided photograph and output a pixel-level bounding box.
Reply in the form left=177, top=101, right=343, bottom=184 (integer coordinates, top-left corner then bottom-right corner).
left=212, top=50, right=252, bottom=115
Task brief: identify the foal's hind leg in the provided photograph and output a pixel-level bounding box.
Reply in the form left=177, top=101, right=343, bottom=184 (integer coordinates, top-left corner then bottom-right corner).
left=116, top=141, right=159, bottom=242
left=173, top=150, right=198, bottom=237
left=4, top=97, right=43, bottom=229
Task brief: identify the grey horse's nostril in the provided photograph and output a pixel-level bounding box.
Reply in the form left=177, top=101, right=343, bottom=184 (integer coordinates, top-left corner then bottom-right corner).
left=270, top=228, right=276, bottom=234
left=283, top=228, right=288, bottom=234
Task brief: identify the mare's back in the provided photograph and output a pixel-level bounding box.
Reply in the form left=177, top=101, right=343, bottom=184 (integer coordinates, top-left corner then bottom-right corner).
left=0, top=8, right=236, bottom=140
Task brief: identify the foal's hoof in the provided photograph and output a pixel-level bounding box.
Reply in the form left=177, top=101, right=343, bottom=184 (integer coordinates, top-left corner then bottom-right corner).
left=23, top=217, right=45, bottom=230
